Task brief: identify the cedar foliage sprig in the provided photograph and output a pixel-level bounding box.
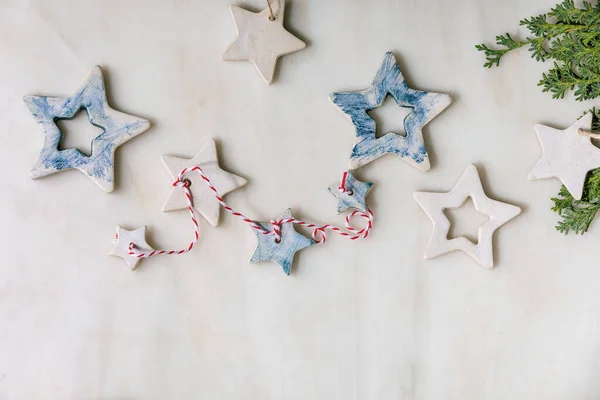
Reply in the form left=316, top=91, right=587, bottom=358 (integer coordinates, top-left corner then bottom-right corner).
left=551, top=109, right=600, bottom=234
left=475, top=0, right=600, bottom=101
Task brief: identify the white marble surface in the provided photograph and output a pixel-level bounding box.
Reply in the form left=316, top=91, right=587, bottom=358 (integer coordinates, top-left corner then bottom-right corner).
left=2, top=0, right=600, bottom=398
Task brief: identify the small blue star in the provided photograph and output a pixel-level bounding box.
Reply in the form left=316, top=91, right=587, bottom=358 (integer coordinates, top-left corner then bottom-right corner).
left=329, top=52, right=451, bottom=171
left=250, top=209, right=315, bottom=275
left=23, top=66, right=150, bottom=192
left=328, top=171, right=373, bottom=214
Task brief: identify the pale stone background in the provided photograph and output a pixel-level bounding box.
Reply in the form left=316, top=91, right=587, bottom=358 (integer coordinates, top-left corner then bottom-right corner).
left=1, top=0, right=600, bottom=398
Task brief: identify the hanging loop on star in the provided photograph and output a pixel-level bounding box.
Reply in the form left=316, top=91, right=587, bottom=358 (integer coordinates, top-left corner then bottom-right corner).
left=265, top=0, right=276, bottom=20
left=578, top=128, right=600, bottom=140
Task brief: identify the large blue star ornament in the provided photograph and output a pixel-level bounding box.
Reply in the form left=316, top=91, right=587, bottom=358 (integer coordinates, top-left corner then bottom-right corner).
left=250, top=209, right=315, bottom=275
left=330, top=52, right=452, bottom=171
left=23, top=66, right=151, bottom=192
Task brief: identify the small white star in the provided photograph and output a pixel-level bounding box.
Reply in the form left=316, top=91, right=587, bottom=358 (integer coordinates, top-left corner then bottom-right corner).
left=414, top=164, right=521, bottom=269
left=222, top=0, right=306, bottom=84
left=109, top=225, right=153, bottom=270
left=161, top=139, right=247, bottom=226
left=528, top=113, right=600, bottom=200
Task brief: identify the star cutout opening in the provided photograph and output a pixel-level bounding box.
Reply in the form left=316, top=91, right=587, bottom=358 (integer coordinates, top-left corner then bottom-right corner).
left=443, top=197, right=489, bottom=244
left=55, top=107, right=105, bottom=156
left=367, top=95, right=412, bottom=138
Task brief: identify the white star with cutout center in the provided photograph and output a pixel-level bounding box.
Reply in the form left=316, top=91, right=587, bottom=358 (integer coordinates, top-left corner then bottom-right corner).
left=222, top=0, right=306, bottom=84
left=161, top=139, right=247, bottom=226
left=414, top=164, right=521, bottom=269
left=528, top=113, right=600, bottom=200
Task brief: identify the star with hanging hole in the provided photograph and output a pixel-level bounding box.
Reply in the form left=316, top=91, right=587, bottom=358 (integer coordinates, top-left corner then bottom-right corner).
left=23, top=66, right=151, bottom=192
left=250, top=209, right=314, bottom=275
left=528, top=113, right=600, bottom=200
left=222, top=0, right=306, bottom=84
left=328, top=171, right=373, bottom=213
left=413, top=164, right=521, bottom=269
left=162, top=138, right=247, bottom=226
left=109, top=225, right=154, bottom=270
left=330, top=52, right=452, bottom=171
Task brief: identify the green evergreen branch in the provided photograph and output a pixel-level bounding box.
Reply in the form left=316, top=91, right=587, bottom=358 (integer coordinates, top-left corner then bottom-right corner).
left=476, top=0, right=600, bottom=100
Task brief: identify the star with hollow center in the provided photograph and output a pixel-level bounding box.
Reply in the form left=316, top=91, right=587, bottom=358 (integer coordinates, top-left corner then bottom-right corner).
left=528, top=113, right=600, bottom=200
left=23, top=66, right=150, bottom=192
left=222, top=0, right=306, bottom=84
left=162, top=139, right=247, bottom=226
left=413, top=164, right=521, bottom=269
left=250, top=209, right=314, bottom=275
left=109, top=225, right=154, bottom=270
left=328, top=171, right=373, bottom=213
left=330, top=52, right=452, bottom=171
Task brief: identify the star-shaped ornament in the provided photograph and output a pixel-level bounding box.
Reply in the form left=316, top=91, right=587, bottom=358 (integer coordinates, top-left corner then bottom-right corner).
left=250, top=209, right=314, bottom=275
left=414, top=164, right=521, bottom=269
left=528, top=113, right=600, bottom=200
left=109, top=225, right=154, bottom=270
left=162, top=139, right=247, bottom=226
left=330, top=52, right=452, bottom=171
left=222, top=0, right=306, bottom=84
left=328, top=171, right=373, bottom=213
left=23, top=66, right=150, bottom=192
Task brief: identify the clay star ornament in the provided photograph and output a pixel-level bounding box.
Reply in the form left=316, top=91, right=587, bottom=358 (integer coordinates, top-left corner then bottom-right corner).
left=110, top=225, right=154, bottom=270
left=23, top=66, right=150, bottom=192
left=161, top=139, right=247, bottom=226
left=222, top=0, right=306, bottom=84
left=328, top=171, right=373, bottom=213
left=250, top=209, right=314, bottom=275
left=528, top=113, right=600, bottom=200
left=330, top=52, right=452, bottom=171
left=413, top=164, right=521, bottom=269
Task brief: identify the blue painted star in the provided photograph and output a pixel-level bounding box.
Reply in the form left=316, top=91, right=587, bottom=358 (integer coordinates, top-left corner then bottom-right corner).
left=330, top=52, right=452, bottom=171
left=250, top=209, right=315, bottom=275
left=328, top=171, right=373, bottom=214
left=23, top=66, right=151, bottom=192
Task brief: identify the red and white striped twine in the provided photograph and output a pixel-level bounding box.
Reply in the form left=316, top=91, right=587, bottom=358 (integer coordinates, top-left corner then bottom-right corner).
left=127, top=166, right=374, bottom=258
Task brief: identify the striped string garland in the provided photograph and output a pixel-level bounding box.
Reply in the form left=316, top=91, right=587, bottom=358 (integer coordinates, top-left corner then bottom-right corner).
left=127, top=166, right=374, bottom=258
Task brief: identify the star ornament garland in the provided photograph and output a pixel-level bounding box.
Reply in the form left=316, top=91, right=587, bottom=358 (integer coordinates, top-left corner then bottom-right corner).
left=223, top=0, right=306, bottom=84
left=111, top=140, right=374, bottom=275
left=528, top=113, right=600, bottom=200
left=414, top=164, right=521, bottom=269
left=23, top=66, right=151, bottom=192
left=330, top=52, right=452, bottom=171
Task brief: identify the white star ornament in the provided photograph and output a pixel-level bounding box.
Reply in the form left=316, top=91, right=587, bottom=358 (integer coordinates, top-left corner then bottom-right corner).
left=161, top=139, right=247, bottom=226
left=222, top=0, right=306, bottom=84
left=414, top=164, right=521, bottom=269
left=110, top=225, right=154, bottom=270
left=528, top=113, right=600, bottom=200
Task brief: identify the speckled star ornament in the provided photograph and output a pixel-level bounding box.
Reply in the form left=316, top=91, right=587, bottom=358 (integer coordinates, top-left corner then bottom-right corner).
left=222, top=0, right=306, bottom=84
left=23, top=66, right=151, bottom=192
left=330, top=52, right=452, bottom=171
left=328, top=171, right=373, bottom=213
left=528, top=113, right=600, bottom=200
left=110, top=225, right=154, bottom=270
left=250, top=209, right=314, bottom=275
left=413, top=164, right=521, bottom=269
left=162, top=139, right=247, bottom=226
